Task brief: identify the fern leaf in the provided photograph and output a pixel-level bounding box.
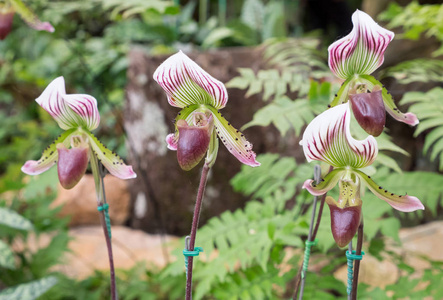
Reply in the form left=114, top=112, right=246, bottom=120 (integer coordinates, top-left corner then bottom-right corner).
left=226, top=38, right=328, bottom=101
left=401, top=88, right=443, bottom=169
left=241, top=96, right=323, bottom=136
left=380, top=59, right=443, bottom=84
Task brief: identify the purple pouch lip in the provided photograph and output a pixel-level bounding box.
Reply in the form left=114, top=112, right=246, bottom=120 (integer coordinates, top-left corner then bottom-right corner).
left=349, top=86, right=385, bottom=137
left=177, top=113, right=213, bottom=171
left=57, top=143, right=89, bottom=189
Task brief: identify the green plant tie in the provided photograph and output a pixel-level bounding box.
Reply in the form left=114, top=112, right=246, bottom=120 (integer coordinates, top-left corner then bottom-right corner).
left=183, top=247, right=204, bottom=275
left=97, top=203, right=111, bottom=239
left=346, top=250, right=365, bottom=295
left=301, top=238, right=318, bottom=279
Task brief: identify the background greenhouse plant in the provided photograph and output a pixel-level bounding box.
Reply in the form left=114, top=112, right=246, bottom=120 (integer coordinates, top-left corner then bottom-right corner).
left=1, top=0, right=443, bottom=299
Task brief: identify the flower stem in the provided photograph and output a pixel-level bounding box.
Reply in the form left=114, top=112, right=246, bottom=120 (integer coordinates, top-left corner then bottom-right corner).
left=298, top=165, right=321, bottom=300
left=90, top=150, right=117, bottom=300
left=293, top=165, right=333, bottom=299
left=351, top=220, right=364, bottom=300
left=186, top=163, right=211, bottom=300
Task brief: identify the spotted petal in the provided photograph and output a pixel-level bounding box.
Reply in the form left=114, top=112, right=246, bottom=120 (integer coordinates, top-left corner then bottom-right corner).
left=153, top=51, right=228, bottom=109
left=10, top=0, right=54, bottom=32
left=354, top=169, right=424, bottom=212
left=303, top=168, right=346, bottom=196
left=301, top=103, right=377, bottom=169
left=21, top=128, right=76, bottom=175
left=85, top=131, right=136, bottom=179
left=328, top=10, right=394, bottom=79
left=207, top=106, right=260, bottom=167
left=36, top=77, right=100, bottom=131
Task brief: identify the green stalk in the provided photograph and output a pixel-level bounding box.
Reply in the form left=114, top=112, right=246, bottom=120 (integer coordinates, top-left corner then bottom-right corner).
left=199, top=0, right=208, bottom=26
left=218, top=0, right=226, bottom=26
left=185, top=163, right=211, bottom=300
left=90, top=149, right=117, bottom=300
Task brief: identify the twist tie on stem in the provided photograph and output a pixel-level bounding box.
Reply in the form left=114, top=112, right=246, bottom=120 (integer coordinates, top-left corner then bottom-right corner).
left=183, top=247, right=204, bottom=273
left=346, top=250, right=365, bottom=295
left=97, top=203, right=112, bottom=239
left=301, top=238, right=318, bottom=279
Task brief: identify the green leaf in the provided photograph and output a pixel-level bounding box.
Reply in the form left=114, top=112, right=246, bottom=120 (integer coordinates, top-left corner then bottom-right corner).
left=241, top=0, right=265, bottom=32
left=0, top=207, right=33, bottom=230
left=267, top=222, right=276, bottom=240
left=0, top=276, right=57, bottom=300
left=201, top=27, right=234, bottom=48
left=0, top=240, right=15, bottom=269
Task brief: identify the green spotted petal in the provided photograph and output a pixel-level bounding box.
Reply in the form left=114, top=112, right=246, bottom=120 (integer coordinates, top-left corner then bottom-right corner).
left=206, top=105, right=260, bottom=167
left=359, top=75, right=419, bottom=126
left=354, top=169, right=424, bottom=212
left=10, top=0, right=54, bottom=32
left=301, top=102, right=378, bottom=169
left=303, top=168, right=346, bottom=196
left=21, top=128, right=77, bottom=175
left=330, top=77, right=353, bottom=107
left=85, top=131, right=136, bottom=179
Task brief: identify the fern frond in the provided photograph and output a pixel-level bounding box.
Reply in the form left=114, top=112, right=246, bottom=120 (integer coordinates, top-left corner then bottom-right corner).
left=241, top=96, right=323, bottom=136
left=401, top=88, right=443, bottom=169
left=94, top=0, right=174, bottom=18
left=162, top=154, right=311, bottom=299
left=380, top=59, right=443, bottom=84
left=226, top=38, right=328, bottom=101
left=379, top=2, right=443, bottom=55
left=210, top=263, right=294, bottom=300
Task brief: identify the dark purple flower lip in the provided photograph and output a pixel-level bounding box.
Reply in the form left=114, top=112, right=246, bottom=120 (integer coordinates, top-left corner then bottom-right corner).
left=349, top=85, right=386, bottom=137
left=177, top=113, right=214, bottom=171
left=56, top=136, right=89, bottom=189
left=326, top=195, right=362, bottom=248
left=0, top=9, right=14, bottom=40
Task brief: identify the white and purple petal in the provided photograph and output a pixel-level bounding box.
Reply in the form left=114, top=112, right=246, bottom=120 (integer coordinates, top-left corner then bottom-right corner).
left=301, top=102, right=378, bottom=169
left=21, top=128, right=76, bottom=175
left=85, top=131, right=136, bottom=180
left=328, top=10, right=394, bottom=79
left=166, top=133, right=178, bottom=150
left=36, top=77, right=100, bottom=131
left=354, top=169, right=424, bottom=212
left=207, top=106, right=260, bottom=167
left=63, top=94, right=100, bottom=130
left=153, top=51, right=228, bottom=109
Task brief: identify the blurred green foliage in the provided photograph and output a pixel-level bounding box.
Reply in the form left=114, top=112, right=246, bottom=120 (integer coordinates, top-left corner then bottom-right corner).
left=1, top=0, right=443, bottom=299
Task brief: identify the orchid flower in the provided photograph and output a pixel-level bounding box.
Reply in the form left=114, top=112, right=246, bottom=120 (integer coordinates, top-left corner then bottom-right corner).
left=300, top=103, right=424, bottom=246
left=153, top=51, right=260, bottom=170
left=21, top=77, right=136, bottom=189
left=328, top=9, right=418, bottom=136
left=0, top=0, right=54, bottom=40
